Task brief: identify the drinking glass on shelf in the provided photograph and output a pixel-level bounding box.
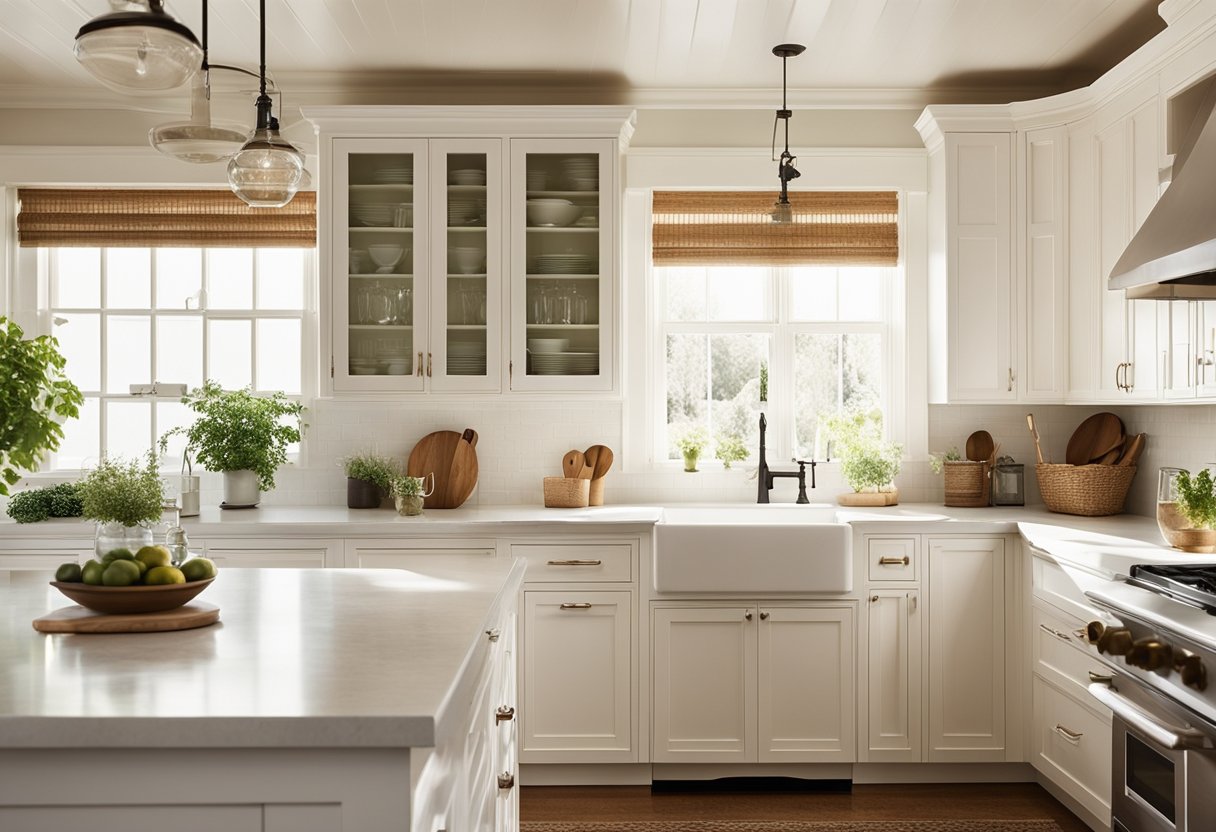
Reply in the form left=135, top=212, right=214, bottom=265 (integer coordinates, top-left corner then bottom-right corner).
left=570, top=285, right=587, bottom=325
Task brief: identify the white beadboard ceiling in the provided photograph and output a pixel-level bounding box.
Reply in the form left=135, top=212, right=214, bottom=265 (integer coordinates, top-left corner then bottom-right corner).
left=0, top=0, right=1164, bottom=108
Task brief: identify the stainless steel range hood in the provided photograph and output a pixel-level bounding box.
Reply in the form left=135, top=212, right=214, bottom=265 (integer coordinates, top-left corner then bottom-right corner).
left=1109, top=80, right=1216, bottom=300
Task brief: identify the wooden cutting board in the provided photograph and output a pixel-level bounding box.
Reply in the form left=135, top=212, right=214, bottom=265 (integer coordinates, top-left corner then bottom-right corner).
left=408, top=428, right=479, bottom=509
left=1065, top=412, right=1124, bottom=466
left=33, top=602, right=220, bottom=634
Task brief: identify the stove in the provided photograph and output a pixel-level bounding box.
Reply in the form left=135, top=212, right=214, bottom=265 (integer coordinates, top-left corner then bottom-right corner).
left=1128, top=564, right=1216, bottom=615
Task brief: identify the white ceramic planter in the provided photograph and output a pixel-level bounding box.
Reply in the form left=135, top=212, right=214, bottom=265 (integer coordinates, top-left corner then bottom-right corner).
left=222, top=470, right=261, bottom=507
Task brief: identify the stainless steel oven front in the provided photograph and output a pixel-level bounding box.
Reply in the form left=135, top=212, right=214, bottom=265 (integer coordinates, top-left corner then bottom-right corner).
left=1090, top=674, right=1216, bottom=832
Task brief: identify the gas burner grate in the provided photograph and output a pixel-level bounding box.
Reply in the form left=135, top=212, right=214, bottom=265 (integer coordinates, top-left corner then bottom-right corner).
left=1129, top=564, right=1216, bottom=615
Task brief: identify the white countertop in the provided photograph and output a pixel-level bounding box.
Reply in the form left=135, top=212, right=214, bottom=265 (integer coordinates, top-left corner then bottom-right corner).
left=0, top=559, right=525, bottom=750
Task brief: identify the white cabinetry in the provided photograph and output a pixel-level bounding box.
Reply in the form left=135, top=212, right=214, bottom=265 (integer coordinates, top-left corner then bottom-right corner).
left=343, top=538, right=496, bottom=568
left=864, top=589, right=922, bottom=762
left=0, top=537, right=92, bottom=574
left=195, top=538, right=343, bottom=569
left=651, top=604, right=854, bottom=764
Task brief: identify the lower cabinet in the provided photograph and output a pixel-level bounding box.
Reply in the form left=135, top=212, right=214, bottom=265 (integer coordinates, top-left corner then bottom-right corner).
left=1032, top=676, right=1112, bottom=824
left=342, top=538, right=496, bottom=568
left=196, top=538, right=343, bottom=569
left=0, top=538, right=93, bottom=575
left=652, top=604, right=855, bottom=764
left=521, top=590, right=634, bottom=762
left=864, top=589, right=922, bottom=762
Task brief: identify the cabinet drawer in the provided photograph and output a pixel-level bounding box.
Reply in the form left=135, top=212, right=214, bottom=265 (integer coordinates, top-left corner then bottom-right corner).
left=1033, top=677, right=1112, bottom=820
left=867, top=537, right=916, bottom=581
left=1032, top=553, right=1102, bottom=621
left=1032, top=605, right=1112, bottom=709
left=513, top=543, right=632, bottom=582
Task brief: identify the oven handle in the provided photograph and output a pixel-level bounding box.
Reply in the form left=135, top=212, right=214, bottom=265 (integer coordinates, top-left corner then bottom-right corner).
left=1088, top=683, right=1208, bottom=750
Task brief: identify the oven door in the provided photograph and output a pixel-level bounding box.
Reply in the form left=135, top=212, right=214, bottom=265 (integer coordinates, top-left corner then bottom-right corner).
left=1090, top=680, right=1216, bottom=832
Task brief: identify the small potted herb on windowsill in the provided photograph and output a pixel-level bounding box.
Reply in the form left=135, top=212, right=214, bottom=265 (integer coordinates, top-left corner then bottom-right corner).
left=343, top=451, right=398, bottom=509
left=715, top=432, right=749, bottom=470
left=826, top=410, right=902, bottom=506
left=676, top=426, right=709, bottom=473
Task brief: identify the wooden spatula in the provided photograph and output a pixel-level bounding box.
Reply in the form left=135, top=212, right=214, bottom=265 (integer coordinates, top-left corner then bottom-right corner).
left=1117, top=433, right=1146, bottom=467
left=1026, top=414, right=1045, bottom=464
left=562, top=449, right=585, bottom=479
left=580, top=446, right=598, bottom=479
left=588, top=445, right=614, bottom=479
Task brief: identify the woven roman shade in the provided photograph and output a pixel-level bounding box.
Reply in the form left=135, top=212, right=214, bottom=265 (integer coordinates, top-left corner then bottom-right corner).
left=652, top=190, right=898, bottom=266
left=16, top=189, right=316, bottom=248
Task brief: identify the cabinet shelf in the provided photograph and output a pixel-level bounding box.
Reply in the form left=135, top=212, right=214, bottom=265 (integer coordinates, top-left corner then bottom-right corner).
left=350, top=273, right=413, bottom=279
left=526, top=273, right=599, bottom=280
left=446, top=324, right=488, bottom=331
left=526, top=190, right=598, bottom=199
left=350, top=184, right=414, bottom=191
left=350, top=324, right=413, bottom=331
left=349, top=227, right=412, bottom=233
left=526, top=324, right=599, bottom=330
left=526, top=226, right=598, bottom=233
left=447, top=225, right=487, bottom=231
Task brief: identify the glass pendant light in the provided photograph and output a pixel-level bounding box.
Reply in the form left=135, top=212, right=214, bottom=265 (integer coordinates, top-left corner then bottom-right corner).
left=150, top=0, right=246, bottom=163
left=771, top=43, right=805, bottom=224
left=227, top=0, right=303, bottom=208
left=75, top=1, right=202, bottom=94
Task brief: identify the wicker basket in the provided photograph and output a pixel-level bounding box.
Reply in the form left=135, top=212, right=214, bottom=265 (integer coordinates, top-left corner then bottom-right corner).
left=543, top=476, right=590, bottom=508
left=1036, top=463, right=1137, bottom=516
left=944, top=460, right=991, bottom=507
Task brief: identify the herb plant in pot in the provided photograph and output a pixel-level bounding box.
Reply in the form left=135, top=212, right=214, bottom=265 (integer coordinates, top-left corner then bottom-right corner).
left=1158, top=466, right=1216, bottom=553
left=343, top=451, right=398, bottom=509
left=826, top=410, right=902, bottom=507
left=0, top=317, right=83, bottom=494
left=391, top=473, right=434, bottom=516
left=78, top=452, right=166, bottom=560
left=676, top=426, right=709, bottom=473
left=161, top=381, right=305, bottom=508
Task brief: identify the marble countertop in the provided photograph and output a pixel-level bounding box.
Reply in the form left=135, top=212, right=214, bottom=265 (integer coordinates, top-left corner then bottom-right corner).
left=0, top=559, right=525, bottom=749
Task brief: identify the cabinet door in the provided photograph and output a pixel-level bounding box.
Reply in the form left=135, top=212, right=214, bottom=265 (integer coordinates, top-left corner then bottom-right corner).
left=865, top=590, right=922, bottom=762
left=652, top=606, right=755, bottom=762
left=510, top=138, right=615, bottom=392
left=946, top=133, right=1015, bottom=401
left=1164, top=300, right=1196, bottom=400
left=343, top=540, right=496, bottom=568
left=521, top=591, right=633, bottom=762
left=926, top=537, right=1006, bottom=761
left=0, top=540, right=91, bottom=576
left=757, top=605, right=855, bottom=762
left=1020, top=127, right=1068, bottom=402
left=199, top=539, right=340, bottom=568
left=1096, top=118, right=1131, bottom=398
left=429, top=138, right=503, bottom=392
left=332, top=137, right=429, bottom=392
left=1032, top=677, right=1112, bottom=825
left=1123, top=98, right=1163, bottom=400
left=1199, top=302, right=1216, bottom=398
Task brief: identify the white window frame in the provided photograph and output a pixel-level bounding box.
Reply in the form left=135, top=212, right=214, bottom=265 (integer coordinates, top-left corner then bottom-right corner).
left=651, top=264, right=895, bottom=469
left=18, top=243, right=318, bottom=475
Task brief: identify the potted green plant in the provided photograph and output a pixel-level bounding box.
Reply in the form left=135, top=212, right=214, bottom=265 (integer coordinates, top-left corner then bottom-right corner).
left=161, top=381, right=305, bottom=508
left=78, top=452, right=166, bottom=559
left=1158, top=467, right=1216, bottom=553
left=715, top=432, right=749, bottom=470
left=343, top=451, right=398, bottom=509
left=0, top=317, right=83, bottom=494
left=391, top=473, right=434, bottom=516
left=676, top=426, right=709, bottom=472
left=825, top=410, right=902, bottom=506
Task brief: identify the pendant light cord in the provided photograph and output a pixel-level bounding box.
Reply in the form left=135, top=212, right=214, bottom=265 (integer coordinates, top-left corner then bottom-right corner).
left=259, top=0, right=267, bottom=99
left=201, top=0, right=208, bottom=72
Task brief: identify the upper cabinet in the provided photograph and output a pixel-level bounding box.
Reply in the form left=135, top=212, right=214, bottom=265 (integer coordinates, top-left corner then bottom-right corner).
left=304, top=107, right=635, bottom=395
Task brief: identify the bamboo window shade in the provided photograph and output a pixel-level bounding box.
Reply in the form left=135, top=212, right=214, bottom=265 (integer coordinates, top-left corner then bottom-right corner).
left=652, top=191, right=898, bottom=266
left=16, top=189, right=316, bottom=248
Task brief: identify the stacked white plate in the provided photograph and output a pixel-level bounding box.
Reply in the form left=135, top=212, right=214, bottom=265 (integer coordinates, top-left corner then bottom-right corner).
left=349, top=358, right=382, bottom=376
left=564, top=352, right=599, bottom=375
left=372, top=167, right=413, bottom=184
left=447, top=341, right=486, bottom=375
left=351, top=204, right=392, bottom=226
left=448, top=197, right=484, bottom=226
left=534, top=253, right=595, bottom=274
left=561, top=157, right=597, bottom=189
left=526, top=170, right=547, bottom=190
left=450, top=169, right=487, bottom=186
left=529, top=353, right=571, bottom=375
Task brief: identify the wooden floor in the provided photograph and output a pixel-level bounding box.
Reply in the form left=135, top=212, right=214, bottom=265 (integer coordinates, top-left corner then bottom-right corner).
left=521, top=784, right=1090, bottom=831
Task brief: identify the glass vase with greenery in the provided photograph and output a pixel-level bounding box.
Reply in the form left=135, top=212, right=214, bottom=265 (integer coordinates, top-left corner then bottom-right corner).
left=78, top=452, right=166, bottom=559
left=676, top=426, right=709, bottom=472
left=825, top=410, right=902, bottom=496
left=0, top=317, right=83, bottom=495
left=343, top=451, right=398, bottom=509
left=1159, top=467, right=1216, bottom=553
left=161, top=381, right=305, bottom=504
left=390, top=473, right=433, bottom=516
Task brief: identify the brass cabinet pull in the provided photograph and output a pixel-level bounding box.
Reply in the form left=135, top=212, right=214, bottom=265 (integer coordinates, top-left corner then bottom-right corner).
left=870, top=595, right=880, bottom=603
left=546, top=559, right=603, bottom=566
left=1054, top=724, right=1083, bottom=743
left=1039, top=623, right=1072, bottom=642
left=1088, top=670, right=1114, bottom=685
left=878, top=556, right=910, bottom=566
left=908, top=593, right=917, bottom=613
left=497, top=772, right=515, bottom=790
left=759, top=611, right=770, bottom=620
left=744, top=611, right=753, bottom=621
left=485, top=628, right=500, bottom=642
left=559, top=602, right=592, bottom=610
left=495, top=706, right=515, bottom=723
left=1008, top=367, right=1015, bottom=392
left=427, top=351, right=433, bottom=377
left=416, top=351, right=424, bottom=377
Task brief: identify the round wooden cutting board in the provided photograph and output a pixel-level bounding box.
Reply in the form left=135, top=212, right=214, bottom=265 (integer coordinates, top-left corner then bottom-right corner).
left=32, top=602, right=220, bottom=634
left=407, top=428, right=479, bottom=509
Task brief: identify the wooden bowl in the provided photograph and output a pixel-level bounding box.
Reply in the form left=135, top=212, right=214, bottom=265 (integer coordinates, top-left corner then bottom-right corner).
left=50, top=577, right=216, bottom=614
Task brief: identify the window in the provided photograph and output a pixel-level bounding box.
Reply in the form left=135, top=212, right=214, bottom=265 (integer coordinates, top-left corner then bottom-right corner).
left=46, top=246, right=310, bottom=470
left=657, top=264, right=892, bottom=465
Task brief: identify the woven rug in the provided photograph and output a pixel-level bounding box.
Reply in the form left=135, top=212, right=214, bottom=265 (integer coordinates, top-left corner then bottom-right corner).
left=521, top=822, right=1065, bottom=832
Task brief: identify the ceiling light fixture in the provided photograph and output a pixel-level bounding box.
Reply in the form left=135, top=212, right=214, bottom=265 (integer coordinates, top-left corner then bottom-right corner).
left=771, top=43, right=805, bottom=224
left=226, top=0, right=304, bottom=208
left=149, top=1, right=248, bottom=163
left=74, top=0, right=202, bottom=94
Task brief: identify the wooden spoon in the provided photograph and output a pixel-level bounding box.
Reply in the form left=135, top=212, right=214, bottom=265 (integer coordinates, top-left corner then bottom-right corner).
left=1026, top=413, right=1045, bottom=464
left=588, top=445, right=614, bottom=479
left=965, top=430, right=994, bottom=462
left=580, top=446, right=598, bottom=479
left=562, top=449, right=585, bottom=479
left=1117, top=433, right=1146, bottom=467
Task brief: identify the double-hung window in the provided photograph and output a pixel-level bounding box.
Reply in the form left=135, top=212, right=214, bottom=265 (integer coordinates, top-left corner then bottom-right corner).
left=652, top=190, right=899, bottom=467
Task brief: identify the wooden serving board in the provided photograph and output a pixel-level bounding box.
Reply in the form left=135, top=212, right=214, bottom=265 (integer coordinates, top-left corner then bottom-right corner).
left=408, top=428, right=479, bottom=509
left=33, top=602, right=220, bottom=634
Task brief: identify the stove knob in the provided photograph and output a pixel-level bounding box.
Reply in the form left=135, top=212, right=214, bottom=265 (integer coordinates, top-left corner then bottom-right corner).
left=1128, top=638, right=1173, bottom=672
left=1097, top=627, right=1134, bottom=656
left=1177, top=654, right=1208, bottom=692
left=1085, top=621, right=1105, bottom=644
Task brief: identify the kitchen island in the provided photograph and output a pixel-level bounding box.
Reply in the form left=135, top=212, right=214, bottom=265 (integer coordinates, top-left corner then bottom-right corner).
left=0, top=559, right=525, bottom=832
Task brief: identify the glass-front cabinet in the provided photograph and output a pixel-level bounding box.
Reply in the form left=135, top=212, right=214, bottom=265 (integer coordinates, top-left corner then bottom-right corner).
left=331, top=137, right=502, bottom=392
left=510, top=139, right=615, bottom=391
